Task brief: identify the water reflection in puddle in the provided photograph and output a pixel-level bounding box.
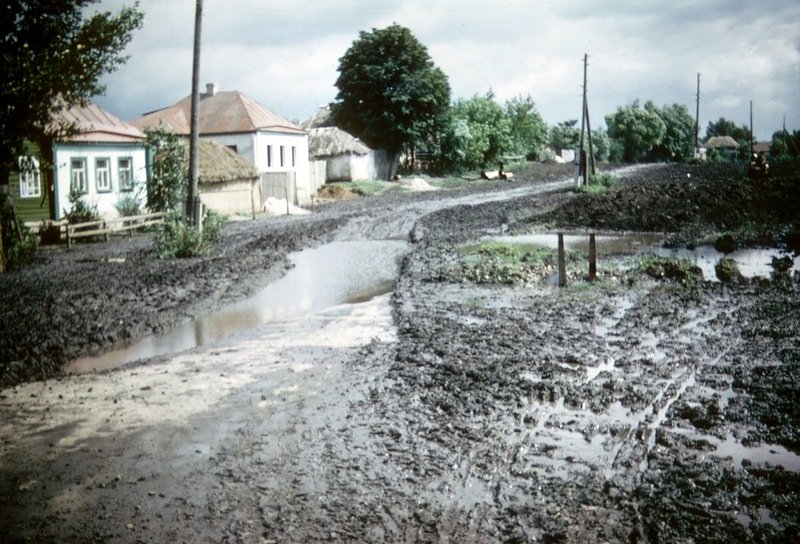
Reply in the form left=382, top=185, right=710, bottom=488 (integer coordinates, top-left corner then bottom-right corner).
left=489, top=232, right=799, bottom=281
left=68, top=240, right=409, bottom=373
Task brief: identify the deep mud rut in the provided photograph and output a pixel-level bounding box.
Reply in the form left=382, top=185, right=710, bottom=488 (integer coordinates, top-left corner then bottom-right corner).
left=1, top=163, right=798, bottom=543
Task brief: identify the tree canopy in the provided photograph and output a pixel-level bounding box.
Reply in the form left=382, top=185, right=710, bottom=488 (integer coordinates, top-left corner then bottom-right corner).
left=549, top=120, right=580, bottom=153
left=504, top=94, right=548, bottom=159
left=331, top=24, right=450, bottom=160
left=605, top=100, right=667, bottom=162
left=0, top=0, right=143, bottom=183
left=439, top=92, right=510, bottom=171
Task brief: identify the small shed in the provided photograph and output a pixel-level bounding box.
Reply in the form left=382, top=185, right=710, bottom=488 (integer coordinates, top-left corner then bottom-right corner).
left=705, top=135, right=740, bottom=161
left=198, top=140, right=260, bottom=216
left=308, top=127, right=391, bottom=182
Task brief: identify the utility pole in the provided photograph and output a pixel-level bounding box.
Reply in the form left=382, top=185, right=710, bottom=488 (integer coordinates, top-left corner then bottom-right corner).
left=694, top=73, right=700, bottom=150
left=749, top=100, right=754, bottom=158
left=578, top=53, right=588, bottom=185
left=187, top=0, right=203, bottom=229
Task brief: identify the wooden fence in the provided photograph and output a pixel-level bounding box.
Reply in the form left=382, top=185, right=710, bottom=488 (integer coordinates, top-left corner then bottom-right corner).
left=65, top=212, right=167, bottom=247
left=260, top=172, right=297, bottom=206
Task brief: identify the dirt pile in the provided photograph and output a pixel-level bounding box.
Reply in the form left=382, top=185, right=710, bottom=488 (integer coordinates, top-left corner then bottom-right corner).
left=542, top=162, right=800, bottom=250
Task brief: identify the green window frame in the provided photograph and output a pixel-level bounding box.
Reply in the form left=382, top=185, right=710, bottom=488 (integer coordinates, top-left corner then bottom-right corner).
left=118, top=157, right=134, bottom=191
left=95, top=157, right=111, bottom=192
left=70, top=158, right=88, bottom=193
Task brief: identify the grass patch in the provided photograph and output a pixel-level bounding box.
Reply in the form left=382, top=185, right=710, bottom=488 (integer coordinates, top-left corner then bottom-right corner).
left=634, top=255, right=704, bottom=287
left=449, top=240, right=584, bottom=285
left=326, top=180, right=388, bottom=196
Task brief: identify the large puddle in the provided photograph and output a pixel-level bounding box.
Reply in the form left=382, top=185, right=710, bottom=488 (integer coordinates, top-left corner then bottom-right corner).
left=489, top=233, right=799, bottom=281
left=68, top=240, right=409, bottom=373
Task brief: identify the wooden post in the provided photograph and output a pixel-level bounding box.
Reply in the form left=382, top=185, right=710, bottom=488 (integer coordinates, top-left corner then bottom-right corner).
left=578, top=54, right=588, bottom=185
left=558, top=233, right=567, bottom=287
left=694, top=73, right=700, bottom=150
left=588, top=233, right=597, bottom=281
left=187, top=0, right=203, bottom=228
left=285, top=179, right=290, bottom=215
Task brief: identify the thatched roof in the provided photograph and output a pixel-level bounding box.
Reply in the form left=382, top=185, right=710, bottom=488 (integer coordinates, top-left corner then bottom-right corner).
left=308, top=127, right=370, bottom=158
left=300, top=105, right=334, bottom=130
left=198, top=140, right=259, bottom=184
left=705, top=135, right=740, bottom=149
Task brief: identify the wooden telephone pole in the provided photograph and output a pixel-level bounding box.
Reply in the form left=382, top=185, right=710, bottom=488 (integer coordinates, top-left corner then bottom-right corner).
left=188, top=0, right=203, bottom=229
left=577, top=54, right=595, bottom=185
left=694, top=73, right=700, bottom=150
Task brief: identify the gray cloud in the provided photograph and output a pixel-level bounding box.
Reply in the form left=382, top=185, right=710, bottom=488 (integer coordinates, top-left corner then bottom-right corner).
left=93, top=0, right=799, bottom=140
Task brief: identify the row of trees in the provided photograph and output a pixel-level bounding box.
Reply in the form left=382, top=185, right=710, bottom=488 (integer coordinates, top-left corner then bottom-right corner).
left=332, top=24, right=797, bottom=173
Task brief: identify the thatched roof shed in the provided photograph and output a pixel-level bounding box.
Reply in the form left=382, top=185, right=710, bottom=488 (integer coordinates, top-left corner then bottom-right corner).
left=198, top=140, right=259, bottom=184
left=705, top=136, right=740, bottom=149
left=308, top=127, right=370, bottom=159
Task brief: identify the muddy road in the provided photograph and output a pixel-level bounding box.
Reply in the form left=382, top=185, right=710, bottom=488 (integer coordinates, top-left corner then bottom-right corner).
left=1, top=162, right=798, bottom=543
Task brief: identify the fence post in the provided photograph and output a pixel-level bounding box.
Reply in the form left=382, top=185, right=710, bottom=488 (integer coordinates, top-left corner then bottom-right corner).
left=558, top=233, right=566, bottom=287
left=589, top=233, right=597, bottom=281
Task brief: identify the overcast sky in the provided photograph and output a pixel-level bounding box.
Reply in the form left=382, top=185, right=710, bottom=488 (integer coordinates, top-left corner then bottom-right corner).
left=93, top=0, right=799, bottom=141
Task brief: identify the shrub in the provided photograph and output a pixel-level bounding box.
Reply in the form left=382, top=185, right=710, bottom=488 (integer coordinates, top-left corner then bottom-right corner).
left=114, top=195, right=142, bottom=217
left=155, top=210, right=225, bottom=259
left=64, top=187, right=101, bottom=224
left=0, top=192, right=38, bottom=270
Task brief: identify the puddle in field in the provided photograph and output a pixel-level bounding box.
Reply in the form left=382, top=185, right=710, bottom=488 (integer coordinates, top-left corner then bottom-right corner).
left=488, top=233, right=800, bottom=281
left=68, top=240, right=409, bottom=373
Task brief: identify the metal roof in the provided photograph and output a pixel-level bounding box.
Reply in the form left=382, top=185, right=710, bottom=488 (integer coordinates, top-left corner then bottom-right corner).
left=132, top=90, right=305, bottom=136
left=54, top=103, right=145, bottom=142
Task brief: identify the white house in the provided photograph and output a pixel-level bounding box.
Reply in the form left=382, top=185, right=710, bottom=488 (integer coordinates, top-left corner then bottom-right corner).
left=53, top=103, right=148, bottom=221
left=132, top=84, right=312, bottom=204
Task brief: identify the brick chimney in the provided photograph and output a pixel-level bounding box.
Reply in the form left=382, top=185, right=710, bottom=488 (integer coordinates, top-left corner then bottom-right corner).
left=204, top=82, right=218, bottom=97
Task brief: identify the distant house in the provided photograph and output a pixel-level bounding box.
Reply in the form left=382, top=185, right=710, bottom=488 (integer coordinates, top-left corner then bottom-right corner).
left=301, top=106, right=391, bottom=184
left=11, top=102, right=147, bottom=223
left=197, top=140, right=260, bottom=216
left=705, top=135, right=740, bottom=160
left=132, top=84, right=312, bottom=204
left=308, top=126, right=391, bottom=182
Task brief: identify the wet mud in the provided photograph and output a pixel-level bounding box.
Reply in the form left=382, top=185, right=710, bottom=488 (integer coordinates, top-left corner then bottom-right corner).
left=1, top=162, right=798, bottom=542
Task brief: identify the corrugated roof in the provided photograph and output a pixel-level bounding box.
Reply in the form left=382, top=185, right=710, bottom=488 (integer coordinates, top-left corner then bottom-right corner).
left=132, top=90, right=305, bottom=136
left=53, top=102, right=145, bottom=142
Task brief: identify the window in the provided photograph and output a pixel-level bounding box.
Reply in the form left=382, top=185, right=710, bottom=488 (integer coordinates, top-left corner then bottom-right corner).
left=18, top=156, right=41, bottom=198
left=71, top=158, right=88, bottom=193
left=280, top=145, right=285, bottom=167
left=95, top=158, right=111, bottom=192
left=291, top=146, right=296, bottom=167
left=118, top=157, right=134, bottom=191
left=267, top=145, right=273, bottom=167
left=226, top=144, right=238, bottom=153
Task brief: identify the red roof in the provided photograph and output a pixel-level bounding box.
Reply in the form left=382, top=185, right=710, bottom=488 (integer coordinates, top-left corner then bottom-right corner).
left=53, top=103, right=145, bottom=142
left=132, top=90, right=304, bottom=136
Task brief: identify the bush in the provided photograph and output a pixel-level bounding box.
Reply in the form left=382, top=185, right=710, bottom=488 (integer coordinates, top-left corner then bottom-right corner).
left=0, top=191, right=38, bottom=270
left=64, top=187, right=101, bottom=224
left=590, top=171, right=620, bottom=188
left=114, top=195, right=142, bottom=217
left=155, top=210, right=225, bottom=258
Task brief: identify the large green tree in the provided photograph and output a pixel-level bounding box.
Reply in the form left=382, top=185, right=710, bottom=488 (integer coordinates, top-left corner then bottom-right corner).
left=548, top=120, right=580, bottom=153
left=649, top=103, right=696, bottom=161
left=331, top=24, right=450, bottom=168
left=440, top=92, right=511, bottom=171
left=504, top=94, right=548, bottom=159
left=0, top=0, right=143, bottom=185
left=605, top=100, right=667, bottom=162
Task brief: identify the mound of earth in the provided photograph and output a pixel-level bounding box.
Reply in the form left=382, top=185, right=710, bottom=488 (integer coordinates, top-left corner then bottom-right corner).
left=541, top=162, right=800, bottom=250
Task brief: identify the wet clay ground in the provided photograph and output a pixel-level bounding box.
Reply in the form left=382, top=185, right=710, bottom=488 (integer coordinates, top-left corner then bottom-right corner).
left=1, top=162, right=798, bottom=543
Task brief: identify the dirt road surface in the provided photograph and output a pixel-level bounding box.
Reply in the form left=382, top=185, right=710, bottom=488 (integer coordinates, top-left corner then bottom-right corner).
left=1, top=163, right=798, bottom=543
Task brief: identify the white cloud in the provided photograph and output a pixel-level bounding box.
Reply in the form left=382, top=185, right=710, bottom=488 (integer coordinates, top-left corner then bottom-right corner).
left=91, top=0, right=799, bottom=140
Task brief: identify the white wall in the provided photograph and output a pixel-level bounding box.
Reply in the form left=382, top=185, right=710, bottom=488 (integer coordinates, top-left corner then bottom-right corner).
left=54, top=142, right=148, bottom=221
left=201, top=133, right=256, bottom=164
left=254, top=131, right=311, bottom=203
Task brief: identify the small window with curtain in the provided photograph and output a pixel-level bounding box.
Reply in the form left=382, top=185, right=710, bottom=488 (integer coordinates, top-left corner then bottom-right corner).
left=118, top=157, right=134, bottom=191
left=267, top=145, right=273, bottom=167
left=18, top=156, right=41, bottom=198
left=95, top=158, right=111, bottom=192
left=71, top=158, right=88, bottom=193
